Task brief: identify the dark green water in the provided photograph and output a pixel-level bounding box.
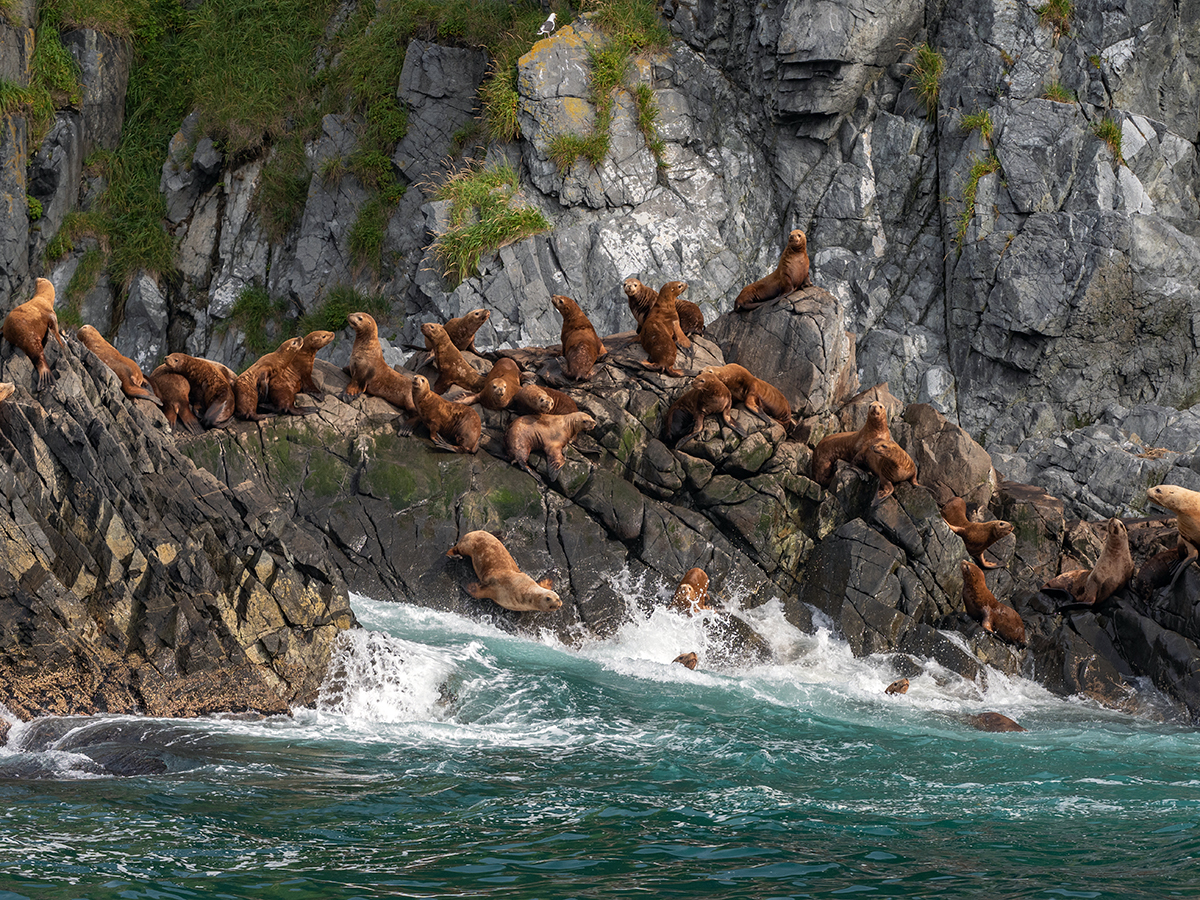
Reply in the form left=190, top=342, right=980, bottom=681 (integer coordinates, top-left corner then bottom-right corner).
left=2, top=593, right=1199, bottom=898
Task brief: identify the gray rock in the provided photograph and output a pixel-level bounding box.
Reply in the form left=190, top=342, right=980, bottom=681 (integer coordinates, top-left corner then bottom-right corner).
left=114, top=272, right=168, bottom=372
left=62, top=29, right=132, bottom=156
left=27, top=113, right=84, bottom=264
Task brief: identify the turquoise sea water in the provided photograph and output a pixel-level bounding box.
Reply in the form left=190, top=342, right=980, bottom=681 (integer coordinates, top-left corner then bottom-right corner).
left=2, top=584, right=1200, bottom=899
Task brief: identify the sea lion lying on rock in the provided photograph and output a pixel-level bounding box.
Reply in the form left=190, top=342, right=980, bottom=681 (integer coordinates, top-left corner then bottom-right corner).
left=162, top=352, right=236, bottom=428
left=2, top=277, right=66, bottom=391
left=505, top=411, right=595, bottom=478
left=662, top=370, right=743, bottom=447
left=149, top=367, right=204, bottom=435
left=857, top=438, right=918, bottom=501
left=961, top=560, right=1026, bottom=646
left=699, top=363, right=791, bottom=430
left=458, top=357, right=522, bottom=410
left=1042, top=518, right=1133, bottom=605
left=76, top=325, right=161, bottom=406
left=812, top=400, right=891, bottom=486
left=510, top=382, right=578, bottom=416
left=942, top=498, right=1013, bottom=570
left=446, top=530, right=562, bottom=612
left=734, top=229, right=812, bottom=311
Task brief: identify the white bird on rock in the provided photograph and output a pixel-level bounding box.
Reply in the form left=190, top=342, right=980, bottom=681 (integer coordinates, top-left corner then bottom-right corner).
left=537, top=12, right=557, bottom=36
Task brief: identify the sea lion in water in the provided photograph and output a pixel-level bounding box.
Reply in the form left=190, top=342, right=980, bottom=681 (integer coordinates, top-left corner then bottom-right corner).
left=1147, top=484, right=1200, bottom=589
left=699, top=363, right=791, bottom=430
left=942, top=498, right=1013, bottom=570
left=885, top=677, right=910, bottom=695
left=510, top=382, right=578, bottom=416
left=734, top=229, right=812, bottom=311
left=458, top=357, right=523, bottom=410
left=162, top=353, right=236, bottom=428
left=967, top=712, right=1026, bottom=732
left=2, top=277, right=66, bottom=391
left=662, top=371, right=744, bottom=447
left=857, top=438, right=918, bottom=501
left=149, top=366, right=204, bottom=435
left=446, top=530, right=562, bottom=612
left=421, top=321, right=486, bottom=394
left=673, top=652, right=699, bottom=670
left=639, top=280, right=690, bottom=377
left=233, top=336, right=305, bottom=420
left=960, top=560, right=1026, bottom=646
left=811, top=400, right=891, bottom=487
left=76, top=325, right=161, bottom=405
left=343, top=312, right=415, bottom=413
left=410, top=373, right=481, bottom=453
left=550, top=294, right=606, bottom=381
left=671, top=568, right=712, bottom=615
left=505, top=411, right=595, bottom=478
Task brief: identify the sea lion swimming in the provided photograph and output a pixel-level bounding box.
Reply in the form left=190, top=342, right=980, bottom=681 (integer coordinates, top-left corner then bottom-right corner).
left=446, top=530, right=562, bottom=612
left=734, top=229, right=812, bottom=311
left=2, top=278, right=66, bottom=391
left=76, top=325, right=161, bottom=406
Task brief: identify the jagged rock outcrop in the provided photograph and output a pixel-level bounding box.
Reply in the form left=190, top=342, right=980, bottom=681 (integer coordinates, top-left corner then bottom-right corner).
left=0, top=334, right=354, bottom=720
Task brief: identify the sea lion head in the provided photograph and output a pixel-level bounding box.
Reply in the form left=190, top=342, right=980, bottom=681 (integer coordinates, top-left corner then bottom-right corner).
left=77, top=324, right=100, bottom=347
left=550, top=294, right=577, bottom=316
left=34, top=277, right=55, bottom=305
left=1147, top=484, right=1195, bottom=515
left=486, top=380, right=509, bottom=405
left=347, top=312, right=376, bottom=334
left=673, top=652, right=699, bottom=670
left=569, top=413, right=596, bottom=435
left=411, top=374, right=430, bottom=398
left=421, top=322, right=444, bottom=341
left=788, top=229, right=807, bottom=252
left=533, top=584, right=563, bottom=611
left=163, top=352, right=188, bottom=372
left=1105, top=517, right=1127, bottom=542
left=867, top=400, right=888, bottom=428
left=466, top=309, right=490, bottom=325
left=622, top=277, right=643, bottom=298
left=278, top=336, right=305, bottom=355
left=303, top=330, right=336, bottom=351
left=659, top=280, right=688, bottom=300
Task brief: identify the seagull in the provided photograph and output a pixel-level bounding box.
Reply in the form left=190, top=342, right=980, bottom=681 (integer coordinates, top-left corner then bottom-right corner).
left=537, top=12, right=557, bottom=36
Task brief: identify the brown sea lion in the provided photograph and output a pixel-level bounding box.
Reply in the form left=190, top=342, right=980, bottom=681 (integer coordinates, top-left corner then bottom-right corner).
left=942, top=497, right=1014, bottom=570
left=639, top=280, right=689, bottom=377
left=148, top=366, right=204, bottom=435
left=458, top=358, right=523, bottom=410
left=624, top=277, right=705, bottom=336
left=662, top=370, right=744, bottom=447
left=410, top=373, right=481, bottom=453
left=885, top=677, right=910, bottom=695
left=447, top=530, right=562, bottom=612
left=857, top=438, right=918, bottom=500
left=266, top=329, right=334, bottom=413
left=734, top=229, right=812, bottom=311
left=811, top=400, right=891, bottom=486
left=673, top=652, right=699, bottom=670
left=1042, top=568, right=1090, bottom=599
left=1080, top=518, right=1134, bottom=605
left=162, top=352, right=236, bottom=428
left=510, top=382, right=579, bottom=416
left=671, top=568, right=712, bottom=615
left=343, top=312, right=416, bottom=413
left=960, top=560, right=1026, bottom=646
left=0, top=382, right=14, bottom=404
left=76, top=325, right=162, bottom=406
left=967, top=712, right=1026, bottom=732
left=550, top=294, right=606, bottom=381
left=421, top=322, right=486, bottom=394
left=442, top=308, right=490, bottom=354
left=505, top=411, right=595, bottom=478
left=232, top=336, right=305, bottom=421
left=2, top=277, right=66, bottom=391
left=1147, top=484, right=1200, bottom=588
left=700, top=363, right=792, bottom=430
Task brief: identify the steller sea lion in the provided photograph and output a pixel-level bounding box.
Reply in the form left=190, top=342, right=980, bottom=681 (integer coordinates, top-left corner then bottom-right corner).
left=662, top=370, right=744, bottom=447
left=421, top=322, right=486, bottom=394
left=1080, top=518, right=1134, bottom=605
left=2, top=277, right=66, bottom=391
left=639, top=280, right=689, bottom=377
left=673, top=652, right=699, bottom=670
left=700, top=363, right=791, bottom=430
left=961, top=560, right=1026, bottom=646
left=410, top=373, right=481, bottom=453
left=343, top=312, right=416, bottom=413
left=550, top=294, right=606, bottom=381
left=0, top=382, right=14, bottom=404
left=76, top=325, right=162, bottom=406
left=811, top=400, right=891, bottom=487
left=624, top=276, right=705, bottom=336
left=942, top=497, right=1014, bottom=570
left=233, top=336, right=305, bottom=421
left=857, top=438, right=918, bottom=501
left=266, top=329, right=334, bottom=413
left=505, top=411, right=595, bottom=478
left=442, top=308, right=490, bottom=354
left=885, top=677, right=910, bottom=695
left=162, top=352, right=236, bottom=428
left=510, top=382, right=579, bottom=416
left=1147, top=484, right=1200, bottom=588
left=149, top=366, right=204, bottom=435
left=967, top=712, right=1026, bottom=732
left=734, top=229, right=812, bottom=311
left=671, top=568, right=712, bottom=615
left=446, top=530, right=562, bottom=612
left=458, top=357, right=523, bottom=410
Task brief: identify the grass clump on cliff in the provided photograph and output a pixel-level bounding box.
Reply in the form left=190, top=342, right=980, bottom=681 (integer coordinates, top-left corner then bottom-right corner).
left=1042, top=81, right=1076, bottom=103
left=953, top=153, right=1002, bottom=250
left=1036, top=0, right=1073, bottom=43
left=906, top=42, right=944, bottom=118
left=1094, top=116, right=1123, bottom=163
left=432, top=161, right=550, bottom=283
left=959, top=108, right=993, bottom=144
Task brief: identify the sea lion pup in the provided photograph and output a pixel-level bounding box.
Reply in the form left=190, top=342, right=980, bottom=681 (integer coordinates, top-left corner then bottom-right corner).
left=421, top=321, right=486, bottom=394
left=446, top=530, right=562, bottom=613
left=811, top=400, right=891, bottom=486
left=457, top=357, right=522, bottom=410
left=662, top=370, right=744, bottom=447
left=510, top=382, right=579, bottom=416
left=505, top=411, right=595, bottom=478
left=342, top=312, right=416, bottom=413
left=857, top=438, right=918, bottom=501
left=442, top=308, right=490, bottom=354
left=0, top=382, right=14, bottom=404
left=700, top=363, right=792, bottom=430
left=267, top=329, right=334, bottom=411
left=673, top=652, right=699, bottom=670
left=623, top=277, right=706, bottom=336
left=734, top=229, right=812, bottom=311
left=76, top=325, right=162, bottom=406
left=960, top=560, right=1026, bottom=646
left=162, top=352, right=236, bottom=428
left=942, top=497, right=1014, bottom=570
left=550, top=294, right=606, bottom=381
left=148, top=366, right=203, bottom=435
left=409, top=373, right=481, bottom=453
left=639, top=280, right=690, bottom=377
left=1147, top=484, right=1200, bottom=589
left=671, top=568, right=712, bottom=615
left=2, top=277, right=67, bottom=391
left=232, top=336, right=305, bottom=421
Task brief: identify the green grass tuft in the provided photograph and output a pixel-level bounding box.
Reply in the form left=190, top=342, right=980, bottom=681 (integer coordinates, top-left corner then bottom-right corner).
left=27, top=195, right=43, bottom=221
left=959, top=108, right=993, bottom=143
left=1094, top=116, right=1123, bottom=162
left=907, top=42, right=944, bottom=118
left=1042, top=81, right=1076, bottom=103
left=299, top=284, right=391, bottom=334
left=953, top=153, right=1002, bottom=249
left=228, top=283, right=290, bottom=354
left=481, top=65, right=521, bottom=142
left=1036, top=0, right=1073, bottom=42
left=548, top=131, right=610, bottom=169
